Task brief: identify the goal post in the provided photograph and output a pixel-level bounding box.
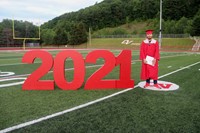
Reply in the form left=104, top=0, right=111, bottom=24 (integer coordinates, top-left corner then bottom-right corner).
left=12, top=19, right=41, bottom=50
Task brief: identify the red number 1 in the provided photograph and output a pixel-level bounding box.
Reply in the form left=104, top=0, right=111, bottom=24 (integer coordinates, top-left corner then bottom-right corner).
left=116, top=50, right=134, bottom=88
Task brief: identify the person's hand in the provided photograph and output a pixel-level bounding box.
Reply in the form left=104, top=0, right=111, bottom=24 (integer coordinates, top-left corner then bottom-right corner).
left=143, top=59, right=147, bottom=64
left=152, top=59, right=156, bottom=66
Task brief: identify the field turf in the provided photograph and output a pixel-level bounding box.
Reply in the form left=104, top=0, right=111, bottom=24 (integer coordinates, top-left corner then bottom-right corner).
left=0, top=49, right=199, bottom=133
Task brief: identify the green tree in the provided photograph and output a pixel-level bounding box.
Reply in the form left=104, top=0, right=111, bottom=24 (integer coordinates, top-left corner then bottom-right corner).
left=68, top=22, right=87, bottom=45
left=0, top=22, right=3, bottom=44
left=54, top=26, right=68, bottom=45
left=163, top=20, right=176, bottom=34
left=191, top=10, right=200, bottom=36
left=140, top=0, right=159, bottom=20
left=112, top=28, right=127, bottom=35
left=41, top=29, right=55, bottom=45
left=175, top=17, right=190, bottom=34
left=53, top=20, right=73, bottom=46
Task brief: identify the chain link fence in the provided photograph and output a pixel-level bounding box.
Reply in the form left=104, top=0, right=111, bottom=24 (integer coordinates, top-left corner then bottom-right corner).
left=92, top=34, right=190, bottom=38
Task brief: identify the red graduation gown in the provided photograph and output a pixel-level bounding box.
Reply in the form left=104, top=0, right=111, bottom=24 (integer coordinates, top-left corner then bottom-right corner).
left=140, top=39, right=160, bottom=80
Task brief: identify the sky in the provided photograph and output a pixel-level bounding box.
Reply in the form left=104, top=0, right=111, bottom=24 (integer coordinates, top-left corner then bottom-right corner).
left=0, top=0, right=103, bottom=25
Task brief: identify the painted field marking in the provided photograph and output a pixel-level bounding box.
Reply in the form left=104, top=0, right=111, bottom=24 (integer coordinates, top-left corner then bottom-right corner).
left=0, top=52, right=191, bottom=67
left=0, top=61, right=199, bottom=133
left=0, top=78, right=26, bottom=88
left=167, top=66, right=172, bottom=68
left=0, top=50, right=123, bottom=67
left=138, top=81, right=179, bottom=91
left=0, top=53, right=194, bottom=81
left=0, top=72, right=15, bottom=77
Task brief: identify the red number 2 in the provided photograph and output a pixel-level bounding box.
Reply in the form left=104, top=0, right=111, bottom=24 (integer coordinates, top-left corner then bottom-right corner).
left=22, top=50, right=54, bottom=90
left=85, top=50, right=116, bottom=89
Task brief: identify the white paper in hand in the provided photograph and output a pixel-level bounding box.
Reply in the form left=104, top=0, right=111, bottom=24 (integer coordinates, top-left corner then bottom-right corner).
left=146, top=55, right=155, bottom=66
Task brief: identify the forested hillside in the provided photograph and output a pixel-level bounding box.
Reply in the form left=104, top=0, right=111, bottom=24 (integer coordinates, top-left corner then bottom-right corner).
left=41, top=0, right=200, bottom=45
left=0, top=0, right=200, bottom=46
left=43, top=0, right=199, bottom=30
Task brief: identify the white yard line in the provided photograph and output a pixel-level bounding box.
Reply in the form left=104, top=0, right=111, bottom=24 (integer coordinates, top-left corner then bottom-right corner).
left=1, top=61, right=200, bottom=133
left=0, top=65, right=103, bottom=80
left=158, top=61, right=200, bottom=79
left=0, top=62, right=29, bottom=67
left=0, top=58, right=22, bottom=61
left=0, top=53, right=192, bottom=67
left=0, top=53, right=192, bottom=80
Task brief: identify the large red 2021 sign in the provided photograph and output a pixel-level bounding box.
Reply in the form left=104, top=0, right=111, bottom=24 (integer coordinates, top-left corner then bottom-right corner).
left=22, top=50, right=134, bottom=90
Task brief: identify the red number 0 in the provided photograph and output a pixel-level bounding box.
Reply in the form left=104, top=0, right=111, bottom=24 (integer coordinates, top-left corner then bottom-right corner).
left=54, top=50, right=85, bottom=90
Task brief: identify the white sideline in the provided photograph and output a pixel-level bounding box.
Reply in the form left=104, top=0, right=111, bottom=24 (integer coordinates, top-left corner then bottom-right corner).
left=0, top=61, right=200, bottom=133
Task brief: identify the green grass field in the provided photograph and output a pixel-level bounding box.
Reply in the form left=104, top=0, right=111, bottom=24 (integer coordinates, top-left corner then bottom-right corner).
left=0, top=49, right=200, bottom=133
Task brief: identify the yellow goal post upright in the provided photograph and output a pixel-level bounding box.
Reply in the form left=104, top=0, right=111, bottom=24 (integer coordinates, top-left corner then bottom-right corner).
left=12, top=19, right=41, bottom=50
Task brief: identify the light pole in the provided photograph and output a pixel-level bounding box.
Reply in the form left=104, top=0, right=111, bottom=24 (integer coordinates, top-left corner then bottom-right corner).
left=159, top=0, right=162, bottom=49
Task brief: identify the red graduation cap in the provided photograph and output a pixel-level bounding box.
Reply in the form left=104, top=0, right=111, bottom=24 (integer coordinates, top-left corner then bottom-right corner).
left=145, top=29, right=154, bottom=34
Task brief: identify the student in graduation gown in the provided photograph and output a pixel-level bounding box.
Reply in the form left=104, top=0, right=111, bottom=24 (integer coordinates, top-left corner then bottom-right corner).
left=139, top=30, right=161, bottom=89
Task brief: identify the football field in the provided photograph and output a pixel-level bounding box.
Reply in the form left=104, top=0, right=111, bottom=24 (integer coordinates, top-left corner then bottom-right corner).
left=0, top=49, right=200, bottom=133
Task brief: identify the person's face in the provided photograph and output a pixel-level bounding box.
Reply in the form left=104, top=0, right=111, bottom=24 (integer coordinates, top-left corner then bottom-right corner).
left=146, top=34, right=153, bottom=40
